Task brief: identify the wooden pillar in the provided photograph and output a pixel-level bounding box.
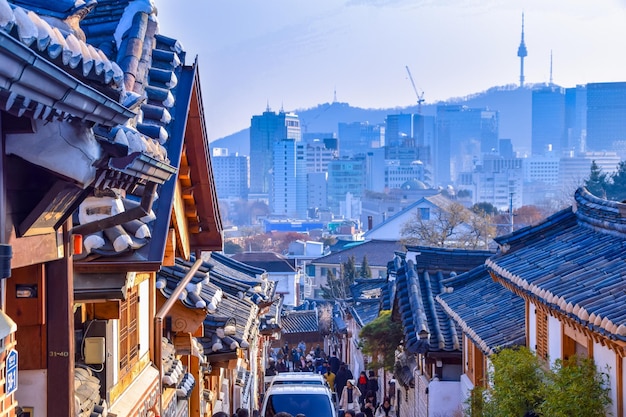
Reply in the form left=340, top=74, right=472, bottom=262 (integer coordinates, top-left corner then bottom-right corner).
left=46, top=221, right=74, bottom=417
left=189, top=354, right=202, bottom=417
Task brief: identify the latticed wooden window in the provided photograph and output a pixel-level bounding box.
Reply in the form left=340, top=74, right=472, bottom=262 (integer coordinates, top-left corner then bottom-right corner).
left=536, top=309, right=548, bottom=360
left=119, top=286, right=139, bottom=376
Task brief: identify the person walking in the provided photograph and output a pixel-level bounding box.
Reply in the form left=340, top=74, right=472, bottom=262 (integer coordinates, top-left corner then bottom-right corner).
left=366, top=370, right=380, bottom=405
left=329, top=351, right=341, bottom=374
left=339, top=379, right=362, bottom=413
left=334, top=363, right=350, bottom=395
left=374, top=397, right=396, bottom=417
left=357, top=371, right=368, bottom=405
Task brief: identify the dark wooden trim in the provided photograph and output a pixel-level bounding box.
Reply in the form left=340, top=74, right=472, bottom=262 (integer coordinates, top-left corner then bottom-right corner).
left=46, top=220, right=75, bottom=417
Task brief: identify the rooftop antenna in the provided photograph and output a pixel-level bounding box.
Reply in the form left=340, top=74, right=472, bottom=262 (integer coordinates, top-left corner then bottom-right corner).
left=549, top=50, right=553, bottom=86
left=333, top=87, right=337, bottom=103
left=517, top=12, right=528, bottom=88
left=266, top=100, right=271, bottom=112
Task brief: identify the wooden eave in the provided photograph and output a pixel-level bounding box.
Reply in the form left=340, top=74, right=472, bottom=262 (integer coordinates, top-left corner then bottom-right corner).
left=490, top=271, right=626, bottom=357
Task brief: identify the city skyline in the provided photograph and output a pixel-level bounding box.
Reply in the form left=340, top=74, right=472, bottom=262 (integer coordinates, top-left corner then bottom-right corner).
left=156, top=1, right=626, bottom=142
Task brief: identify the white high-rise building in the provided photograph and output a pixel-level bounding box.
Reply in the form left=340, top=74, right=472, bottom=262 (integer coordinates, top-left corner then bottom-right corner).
left=272, top=139, right=307, bottom=218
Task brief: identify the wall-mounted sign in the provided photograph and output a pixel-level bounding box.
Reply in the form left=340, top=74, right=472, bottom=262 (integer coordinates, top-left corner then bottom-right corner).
left=6, top=349, right=18, bottom=395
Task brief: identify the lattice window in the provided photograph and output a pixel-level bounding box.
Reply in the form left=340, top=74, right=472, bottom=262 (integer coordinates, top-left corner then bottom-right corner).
left=119, top=286, right=139, bottom=376
left=536, top=309, right=548, bottom=360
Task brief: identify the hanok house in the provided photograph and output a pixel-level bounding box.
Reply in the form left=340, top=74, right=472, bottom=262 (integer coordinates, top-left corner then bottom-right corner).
left=436, top=264, right=525, bottom=405
left=156, top=254, right=276, bottom=417
left=486, top=187, right=626, bottom=417
left=389, top=246, right=492, bottom=417
left=2, top=1, right=222, bottom=416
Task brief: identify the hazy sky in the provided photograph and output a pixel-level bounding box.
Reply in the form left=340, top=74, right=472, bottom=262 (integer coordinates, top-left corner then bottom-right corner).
left=155, top=1, right=626, bottom=142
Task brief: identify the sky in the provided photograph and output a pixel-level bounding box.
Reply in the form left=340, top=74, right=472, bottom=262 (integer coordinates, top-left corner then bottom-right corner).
left=155, top=0, right=626, bottom=142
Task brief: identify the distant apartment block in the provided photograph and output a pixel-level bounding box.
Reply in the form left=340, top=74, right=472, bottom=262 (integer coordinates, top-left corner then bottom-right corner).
left=327, top=157, right=366, bottom=213
left=457, top=154, right=523, bottom=211
left=304, top=139, right=337, bottom=173
left=559, top=151, right=620, bottom=189
left=307, top=172, right=327, bottom=213
left=384, top=160, right=426, bottom=190
left=211, top=148, right=249, bottom=199
left=249, top=109, right=301, bottom=196
left=523, top=155, right=560, bottom=185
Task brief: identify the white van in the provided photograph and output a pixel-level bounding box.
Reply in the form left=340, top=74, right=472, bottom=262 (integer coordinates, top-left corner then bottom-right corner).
left=268, top=372, right=327, bottom=388
left=261, top=384, right=336, bottom=417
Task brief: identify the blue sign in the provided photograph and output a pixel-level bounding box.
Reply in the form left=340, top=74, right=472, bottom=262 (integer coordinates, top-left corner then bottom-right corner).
left=6, top=349, right=17, bottom=395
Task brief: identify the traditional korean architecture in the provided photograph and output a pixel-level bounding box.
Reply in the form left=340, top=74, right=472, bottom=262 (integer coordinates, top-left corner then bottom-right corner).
left=2, top=0, right=222, bottom=416
left=435, top=264, right=525, bottom=405
left=486, top=187, right=626, bottom=417
left=389, top=246, right=492, bottom=417
left=156, top=254, right=277, bottom=416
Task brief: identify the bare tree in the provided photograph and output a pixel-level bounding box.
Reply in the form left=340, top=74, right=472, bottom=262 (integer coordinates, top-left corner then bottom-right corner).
left=400, top=202, right=496, bottom=249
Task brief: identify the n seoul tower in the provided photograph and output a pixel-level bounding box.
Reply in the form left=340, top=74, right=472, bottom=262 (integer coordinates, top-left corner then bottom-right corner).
left=517, top=13, right=528, bottom=87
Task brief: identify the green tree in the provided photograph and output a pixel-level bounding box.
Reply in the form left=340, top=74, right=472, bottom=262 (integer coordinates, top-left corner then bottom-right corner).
left=472, top=202, right=498, bottom=216
left=607, top=160, right=626, bottom=202
left=359, top=255, right=372, bottom=278
left=223, top=240, right=243, bottom=255
left=538, top=356, right=611, bottom=417
left=584, top=160, right=608, bottom=199
left=321, top=269, right=342, bottom=299
left=359, top=310, right=403, bottom=371
left=467, top=348, right=612, bottom=417
left=343, top=255, right=358, bottom=283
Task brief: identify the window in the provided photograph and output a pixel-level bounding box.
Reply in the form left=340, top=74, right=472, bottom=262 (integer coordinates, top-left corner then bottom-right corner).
left=419, top=207, right=430, bottom=220
left=119, top=286, right=139, bottom=376
left=536, top=308, right=548, bottom=360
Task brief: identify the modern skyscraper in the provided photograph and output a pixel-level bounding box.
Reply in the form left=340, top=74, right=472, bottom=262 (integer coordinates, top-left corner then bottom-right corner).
left=586, top=82, right=626, bottom=152
left=272, top=139, right=306, bottom=218
left=435, top=105, right=499, bottom=186
left=337, top=121, right=384, bottom=157
left=249, top=108, right=301, bottom=196
left=531, top=86, right=566, bottom=156
left=565, top=85, right=587, bottom=153
left=327, top=157, right=366, bottom=213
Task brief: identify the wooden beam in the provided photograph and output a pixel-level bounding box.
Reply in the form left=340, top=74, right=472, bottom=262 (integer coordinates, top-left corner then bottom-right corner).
left=46, top=220, right=75, bottom=417
left=86, top=300, right=121, bottom=320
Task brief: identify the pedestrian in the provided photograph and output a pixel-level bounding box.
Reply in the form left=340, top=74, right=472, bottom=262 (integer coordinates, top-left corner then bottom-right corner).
left=314, top=344, right=322, bottom=358
left=374, top=397, right=396, bottom=417
left=276, top=358, right=288, bottom=373
left=324, top=364, right=336, bottom=392
left=274, top=413, right=294, bottom=417
left=344, top=411, right=356, bottom=417
left=366, top=370, right=379, bottom=404
left=361, top=391, right=377, bottom=417
left=357, top=371, right=368, bottom=404
left=334, top=363, right=349, bottom=395
left=237, top=409, right=249, bottom=417
left=329, top=351, right=341, bottom=374
left=339, top=379, right=362, bottom=412
left=212, top=412, right=229, bottom=417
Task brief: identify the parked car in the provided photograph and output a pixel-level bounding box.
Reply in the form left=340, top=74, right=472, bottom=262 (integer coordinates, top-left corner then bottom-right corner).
left=261, top=384, right=336, bottom=417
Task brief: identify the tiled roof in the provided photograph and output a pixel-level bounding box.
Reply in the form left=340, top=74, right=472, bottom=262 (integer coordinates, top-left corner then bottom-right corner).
left=350, top=277, right=387, bottom=300
left=487, top=187, right=626, bottom=342
left=350, top=298, right=382, bottom=327
left=230, top=252, right=296, bottom=273
left=436, top=264, right=525, bottom=355
left=281, top=310, right=319, bottom=334
left=157, top=256, right=267, bottom=357
left=312, top=240, right=404, bottom=267
left=392, top=247, right=494, bottom=354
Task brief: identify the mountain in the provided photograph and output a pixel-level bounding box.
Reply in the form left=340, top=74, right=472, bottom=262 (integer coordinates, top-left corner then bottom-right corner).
left=210, top=84, right=534, bottom=156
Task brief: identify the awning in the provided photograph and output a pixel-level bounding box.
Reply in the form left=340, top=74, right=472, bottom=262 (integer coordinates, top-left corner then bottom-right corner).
left=74, top=272, right=130, bottom=301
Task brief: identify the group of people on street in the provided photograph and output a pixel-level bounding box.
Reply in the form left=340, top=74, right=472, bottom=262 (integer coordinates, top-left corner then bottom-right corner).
left=263, top=344, right=397, bottom=417
left=337, top=370, right=395, bottom=417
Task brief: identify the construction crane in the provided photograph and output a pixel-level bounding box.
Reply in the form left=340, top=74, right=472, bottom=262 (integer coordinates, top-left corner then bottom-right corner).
left=405, top=65, right=425, bottom=114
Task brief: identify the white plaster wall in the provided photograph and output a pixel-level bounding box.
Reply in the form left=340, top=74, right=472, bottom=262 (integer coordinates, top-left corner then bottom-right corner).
left=459, top=373, right=474, bottom=410
left=15, top=369, right=47, bottom=415
left=139, top=279, right=150, bottom=358
left=593, top=341, right=618, bottom=417
left=547, top=314, right=561, bottom=363
left=428, top=380, right=462, bottom=417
